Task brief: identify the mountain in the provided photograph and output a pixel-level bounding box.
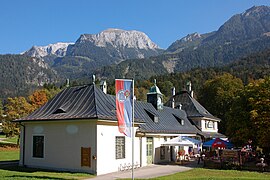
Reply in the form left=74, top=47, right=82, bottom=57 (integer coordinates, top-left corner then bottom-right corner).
left=166, top=32, right=215, bottom=53
left=65, top=28, right=162, bottom=64
left=23, top=28, right=163, bottom=79
left=0, top=55, right=58, bottom=98
left=205, top=5, right=270, bottom=44
left=96, top=5, right=270, bottom=80
left=75, top=28, right=159, bottom=50
left=23, top=42, right=73, bottom=58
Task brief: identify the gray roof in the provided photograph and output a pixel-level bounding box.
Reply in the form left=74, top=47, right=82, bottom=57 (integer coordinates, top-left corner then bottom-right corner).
left=17, top=85, right=120, bottom=122
left=16, top=84, right=201, bottom=135
left=164, top=91, right=221, bottom=121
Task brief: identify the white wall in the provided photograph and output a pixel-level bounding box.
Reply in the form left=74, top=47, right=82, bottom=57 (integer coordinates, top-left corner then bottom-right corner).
left=96, top=124, right=141, bottom=175
left=201, top=119, right=218, bottom=133
left=21, top=120, right=97, bottom=174
left=20, top=120, right=196, bottom=176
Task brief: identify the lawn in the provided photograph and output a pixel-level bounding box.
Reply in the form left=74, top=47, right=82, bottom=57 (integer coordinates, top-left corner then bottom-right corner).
left=0, top=165, right=94, bottom=180
left=0, top=147, right=20, bottom=161
left=142, top=168, right=270, bottom=180
left=0, top=135, right=20, bottom=161
left=0, top=146, right=94, bottom=179
left=0, top=135, right=19, bottom=144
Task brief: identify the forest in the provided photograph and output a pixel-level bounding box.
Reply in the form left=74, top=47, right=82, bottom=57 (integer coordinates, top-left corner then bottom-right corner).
left=1, top=48, right=270, bottom=154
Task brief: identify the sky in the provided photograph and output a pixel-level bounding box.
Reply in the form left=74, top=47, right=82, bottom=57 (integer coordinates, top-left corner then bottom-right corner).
left=1, top=0, right=270, bottom=54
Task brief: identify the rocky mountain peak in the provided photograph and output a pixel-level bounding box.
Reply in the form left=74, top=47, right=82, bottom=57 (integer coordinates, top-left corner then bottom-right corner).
left=23, top=42, right=74, bottom=58
left=76, top=28, right=160, bottom=50
left=180, top=32, right=202, bottom=42
left=241, top=5, right=270, bottom=17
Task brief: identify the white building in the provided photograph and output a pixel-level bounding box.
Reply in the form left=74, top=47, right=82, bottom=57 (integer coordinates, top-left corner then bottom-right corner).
left=15, top=81, right=218, bottom=175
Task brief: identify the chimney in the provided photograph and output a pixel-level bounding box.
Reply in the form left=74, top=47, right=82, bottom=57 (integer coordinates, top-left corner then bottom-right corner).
left=186, top=81, right=194, bottom=98
left=92, top=74, right=96, bottom=84
left=100, top=80, right=107, bottom=94
left=179, top=103, right=182, bottom=110
left=172, top=87, right=175, bottom=108
left=172, top=87, right=175, bottom=96
left=66, top=79, right=70, bottom=88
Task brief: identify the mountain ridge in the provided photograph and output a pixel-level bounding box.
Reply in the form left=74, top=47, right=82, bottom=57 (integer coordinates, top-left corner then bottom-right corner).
left=23, top=42, right=74, bottom=58
left=95, top=5, right=270, bottom=79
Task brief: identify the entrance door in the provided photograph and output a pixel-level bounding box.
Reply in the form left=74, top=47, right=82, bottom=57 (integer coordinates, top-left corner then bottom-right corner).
left=146, top=137, right=153, bottom=164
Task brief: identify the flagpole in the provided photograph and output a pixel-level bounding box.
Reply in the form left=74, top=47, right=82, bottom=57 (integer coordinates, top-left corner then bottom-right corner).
left=132, top=79, right=134, bottom=180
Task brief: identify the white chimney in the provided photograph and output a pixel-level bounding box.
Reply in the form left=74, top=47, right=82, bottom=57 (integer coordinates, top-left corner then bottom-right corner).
left=92, top=74, right=96, bottom=84
left=179, top=103, right=182, bottom=110
left=100, top=80, right=107, bottom=94
left=66, top=79, right=70, bottom=87
left=172, top=87, right=175, bottom=108
left=187, top=81, right=194, bottom=98
left=172, top=87, right=175, bottom=96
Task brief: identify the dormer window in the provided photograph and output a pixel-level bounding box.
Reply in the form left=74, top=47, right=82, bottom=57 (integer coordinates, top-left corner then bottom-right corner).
left=173, top=114, right=185, bottom=126
left=53, top=108, right=66, bottom=114
left=145, top=109, right=159, bottom=123
left=205, top=121, right=215, bottom=129
left=154, top=116, right=159, bottom=123
left=181, top=119, right=184, bottom=126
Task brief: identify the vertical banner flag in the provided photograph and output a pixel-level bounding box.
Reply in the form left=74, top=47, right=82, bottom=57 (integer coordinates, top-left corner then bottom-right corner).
left=115, top=79, right=133, bottom=137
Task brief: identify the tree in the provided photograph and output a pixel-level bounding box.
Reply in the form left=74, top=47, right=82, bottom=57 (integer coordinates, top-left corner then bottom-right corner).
left=29, top=89, right=49, bottom=109
left=0, top=100, right=4, bottom=133
left=226, top=77, right=270, bottom=153
left=198, top=73, right=244, bottom=134
left=247, top=78, right=270, bottom=152
left=3, top=97, right=33, bottom=137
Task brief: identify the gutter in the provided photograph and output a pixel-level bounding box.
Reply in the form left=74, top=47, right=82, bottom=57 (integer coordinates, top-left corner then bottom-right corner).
left=19, top=122, right=25, bottom=167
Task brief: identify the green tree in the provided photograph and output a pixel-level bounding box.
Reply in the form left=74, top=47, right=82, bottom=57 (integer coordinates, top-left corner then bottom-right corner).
left=248, top=78, right=270, bottom=152
left=3, top=97, right=33, bottom=137
left=198, top=73, right=244, bottom=134
left=226, top=77, right=270, bottom=153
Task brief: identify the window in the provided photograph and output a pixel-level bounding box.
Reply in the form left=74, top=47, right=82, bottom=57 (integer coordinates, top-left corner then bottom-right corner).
left=145, top=109, right=159, bottom=123
left=116, top=136, right=125, bottom=159
left=33, top=136, right=44, bottom=158
left=181, top=119, right=184, bottom=126
left=205, top=121, right=214, bottom=129
left=173, top=114, right=185, bottom=126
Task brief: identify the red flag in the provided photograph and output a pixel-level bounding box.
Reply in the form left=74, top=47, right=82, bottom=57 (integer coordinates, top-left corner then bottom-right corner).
left=115, top=79, right=133, bottom=137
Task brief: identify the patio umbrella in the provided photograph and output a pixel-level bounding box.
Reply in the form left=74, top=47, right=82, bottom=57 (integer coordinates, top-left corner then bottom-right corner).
left=162, top=136, right=194, bottom=147
left=203, top=138, right=232, bottom=149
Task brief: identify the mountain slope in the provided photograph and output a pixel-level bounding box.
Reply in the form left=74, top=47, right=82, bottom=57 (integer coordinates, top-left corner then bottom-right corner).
left=0, top=55, right=58, bottom=98
left=96, top=6, right=270, bottom=79
left=166, top=32, right=215, bottom=53
left=23, top=42, right=73, bottom=58
left=23, top=28, right=163, bottom=79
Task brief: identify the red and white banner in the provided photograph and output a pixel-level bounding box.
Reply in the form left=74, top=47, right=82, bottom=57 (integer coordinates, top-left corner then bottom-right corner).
left=115, top=79, right=133, bottom=137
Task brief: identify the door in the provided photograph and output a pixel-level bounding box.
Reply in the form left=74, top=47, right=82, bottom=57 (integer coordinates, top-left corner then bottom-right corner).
left=146, top=137, right=153, bottom=164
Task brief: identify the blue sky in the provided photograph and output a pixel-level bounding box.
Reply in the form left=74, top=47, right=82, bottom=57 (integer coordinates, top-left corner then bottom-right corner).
left=1, top=0, right=270, bottom=54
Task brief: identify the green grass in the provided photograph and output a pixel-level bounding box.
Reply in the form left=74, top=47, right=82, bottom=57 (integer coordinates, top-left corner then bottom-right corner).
left=0, top=165, right=94, bottom=180
left=0, top=148, right=20, bottom=161
left=141, top=168, right=270, bottom=180
left=0, top=135, right=19, bottom=144
left=0, top=147, right=94, bottom=179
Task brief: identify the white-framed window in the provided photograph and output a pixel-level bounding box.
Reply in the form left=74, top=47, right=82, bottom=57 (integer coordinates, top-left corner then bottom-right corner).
left=115, top=136, right=125, bottom=159
left=33, top=135, right=44, bottom=158
left=205, top=121, right=214, bottom=129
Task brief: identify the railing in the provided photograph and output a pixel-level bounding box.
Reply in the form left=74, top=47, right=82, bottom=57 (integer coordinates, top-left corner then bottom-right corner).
left=119, top=162, right=140, bottom=171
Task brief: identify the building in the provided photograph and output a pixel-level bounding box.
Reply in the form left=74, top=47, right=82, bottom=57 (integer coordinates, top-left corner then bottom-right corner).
left=15, top=80, right=220, bottom=175
left=165, top=81, right=225, bottom=140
